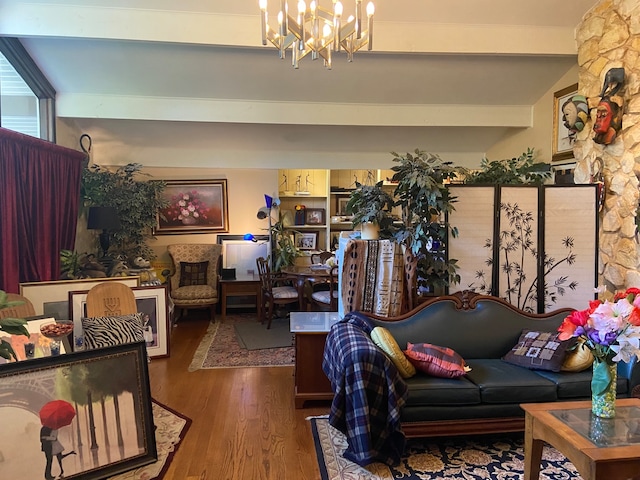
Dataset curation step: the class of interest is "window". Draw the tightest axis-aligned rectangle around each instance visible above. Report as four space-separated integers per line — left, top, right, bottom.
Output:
0 38 56 141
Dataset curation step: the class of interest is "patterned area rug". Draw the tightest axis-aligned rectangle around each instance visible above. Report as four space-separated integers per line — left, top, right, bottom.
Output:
109 399 191 480
310 416 582 480
189 313 295 371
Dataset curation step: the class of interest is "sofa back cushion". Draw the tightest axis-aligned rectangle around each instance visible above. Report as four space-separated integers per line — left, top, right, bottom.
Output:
366 296 572 359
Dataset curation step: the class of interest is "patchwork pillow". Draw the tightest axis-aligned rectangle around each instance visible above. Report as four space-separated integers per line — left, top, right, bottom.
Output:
370 327 416 378
502 329 573 372
81 313 145 350
179 261 209 287
404 342 469 378
561 338 594 372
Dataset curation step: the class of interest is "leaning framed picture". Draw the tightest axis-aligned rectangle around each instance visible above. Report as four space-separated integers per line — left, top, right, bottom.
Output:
156 179 229 234
294 231 318 250
69 285 170 358
19 277 141 319
552 83 579 162
0 342 157 480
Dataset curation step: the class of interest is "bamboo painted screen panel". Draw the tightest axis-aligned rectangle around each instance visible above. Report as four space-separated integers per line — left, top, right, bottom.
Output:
496 187 540 312
448 186 495 294
543 185 597 312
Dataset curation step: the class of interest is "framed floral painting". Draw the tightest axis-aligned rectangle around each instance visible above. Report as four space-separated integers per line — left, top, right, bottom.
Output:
155 179 229 234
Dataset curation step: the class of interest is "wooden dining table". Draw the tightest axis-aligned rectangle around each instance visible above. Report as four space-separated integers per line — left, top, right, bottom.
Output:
281 265 334 311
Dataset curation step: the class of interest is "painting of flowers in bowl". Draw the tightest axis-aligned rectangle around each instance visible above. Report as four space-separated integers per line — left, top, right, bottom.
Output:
156 179 229 234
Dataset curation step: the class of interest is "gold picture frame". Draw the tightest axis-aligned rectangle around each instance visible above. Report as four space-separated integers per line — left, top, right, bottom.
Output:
552 83 578 162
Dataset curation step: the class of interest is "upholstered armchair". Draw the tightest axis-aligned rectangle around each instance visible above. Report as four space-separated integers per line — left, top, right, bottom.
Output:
167 244 222 323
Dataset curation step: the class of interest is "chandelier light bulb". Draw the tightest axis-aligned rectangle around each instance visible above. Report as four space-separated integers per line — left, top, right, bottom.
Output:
298 0 306 14
259 0 267 10
335 1 343 15
366 2 374 16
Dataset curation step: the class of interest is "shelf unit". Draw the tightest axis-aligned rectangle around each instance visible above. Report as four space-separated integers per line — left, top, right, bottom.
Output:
278 169 396 252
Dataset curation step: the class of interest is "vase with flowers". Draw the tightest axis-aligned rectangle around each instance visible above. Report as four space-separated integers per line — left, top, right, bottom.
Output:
558 287 640 418
168 191 208 225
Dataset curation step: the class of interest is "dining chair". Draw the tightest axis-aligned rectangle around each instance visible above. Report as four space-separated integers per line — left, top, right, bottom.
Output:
310 251 334 265
0 293 36 319
256 256 300 329
85 282 138 317
310 266 339 311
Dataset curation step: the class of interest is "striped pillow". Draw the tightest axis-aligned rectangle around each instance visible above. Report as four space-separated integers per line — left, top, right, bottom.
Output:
404 342 469 378
81 313 145 350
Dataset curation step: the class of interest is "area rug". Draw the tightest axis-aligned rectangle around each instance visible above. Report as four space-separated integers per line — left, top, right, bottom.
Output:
109 399 191 480
189 313 295 371
309 416 582 480
234 316 294 350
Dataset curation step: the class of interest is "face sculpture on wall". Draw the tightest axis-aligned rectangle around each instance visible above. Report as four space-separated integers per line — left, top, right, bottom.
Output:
593 97 622 146
561 94 588 144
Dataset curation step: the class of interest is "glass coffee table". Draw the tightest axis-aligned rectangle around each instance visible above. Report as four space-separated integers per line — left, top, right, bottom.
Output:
521 398 640 480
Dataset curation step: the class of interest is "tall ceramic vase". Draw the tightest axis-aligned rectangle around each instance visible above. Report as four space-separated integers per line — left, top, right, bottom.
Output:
591 360 617 418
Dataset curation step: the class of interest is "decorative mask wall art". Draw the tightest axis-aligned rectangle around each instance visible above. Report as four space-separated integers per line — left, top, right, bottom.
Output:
593 67 625 146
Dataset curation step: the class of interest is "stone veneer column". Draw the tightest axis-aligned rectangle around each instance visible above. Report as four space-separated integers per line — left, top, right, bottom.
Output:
572 0 640 289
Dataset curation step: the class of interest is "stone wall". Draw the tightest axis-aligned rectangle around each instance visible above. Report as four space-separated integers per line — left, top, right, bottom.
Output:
573 0 640 289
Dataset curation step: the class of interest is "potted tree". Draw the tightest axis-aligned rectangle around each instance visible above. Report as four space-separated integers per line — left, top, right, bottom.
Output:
390 149 464 292
345 180 395 239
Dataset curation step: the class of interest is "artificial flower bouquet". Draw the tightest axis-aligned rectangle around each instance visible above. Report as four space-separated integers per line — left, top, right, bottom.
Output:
167 191 208 222
558 287 640 364
558 287 640 416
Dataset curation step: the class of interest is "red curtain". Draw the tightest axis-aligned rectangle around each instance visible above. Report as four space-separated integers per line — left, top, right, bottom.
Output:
0 128 85 292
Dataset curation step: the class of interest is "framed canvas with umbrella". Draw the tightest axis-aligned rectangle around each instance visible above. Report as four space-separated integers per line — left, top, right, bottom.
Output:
0 342 156 480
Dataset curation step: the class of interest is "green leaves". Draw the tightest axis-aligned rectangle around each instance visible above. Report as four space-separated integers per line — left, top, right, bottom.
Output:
463 148 552 185
0 317 30 337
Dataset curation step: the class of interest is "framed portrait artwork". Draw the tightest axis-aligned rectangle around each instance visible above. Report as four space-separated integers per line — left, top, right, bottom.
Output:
19 277 141 319
337 197 350 215
0 342 157 480
156 179 229 234
305 208 325 225
294 231 318 251
552 83 580 162
69 286 170 358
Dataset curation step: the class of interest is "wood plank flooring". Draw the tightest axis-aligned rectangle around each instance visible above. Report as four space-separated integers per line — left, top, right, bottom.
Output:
147 312 330 480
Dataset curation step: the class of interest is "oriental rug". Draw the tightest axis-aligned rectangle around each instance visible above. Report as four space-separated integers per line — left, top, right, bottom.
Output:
109 399 191 480
309 416 582 480
188 313 295 371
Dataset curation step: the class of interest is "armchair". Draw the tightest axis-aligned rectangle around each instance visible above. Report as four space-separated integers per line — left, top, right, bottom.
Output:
167 244 222 323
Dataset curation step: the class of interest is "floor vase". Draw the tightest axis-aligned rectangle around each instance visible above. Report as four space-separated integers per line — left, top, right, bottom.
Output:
591 360 616 418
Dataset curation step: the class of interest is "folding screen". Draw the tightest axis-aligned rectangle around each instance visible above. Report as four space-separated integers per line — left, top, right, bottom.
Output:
448 185 598 313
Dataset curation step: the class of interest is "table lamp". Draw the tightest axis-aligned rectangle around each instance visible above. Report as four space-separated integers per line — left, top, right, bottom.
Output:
87 206 121 258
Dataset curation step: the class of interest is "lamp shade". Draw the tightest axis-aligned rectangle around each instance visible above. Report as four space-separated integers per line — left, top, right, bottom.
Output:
87 206 120 230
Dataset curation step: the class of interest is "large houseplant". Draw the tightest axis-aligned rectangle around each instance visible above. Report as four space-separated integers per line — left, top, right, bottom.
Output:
345 180 395 239
462 148 551 185
390 149 464 291
82 163 168 260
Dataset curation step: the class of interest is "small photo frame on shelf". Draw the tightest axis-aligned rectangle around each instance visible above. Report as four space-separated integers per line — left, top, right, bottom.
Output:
337 197 350 215
305 208 325 225
294 231 318 250
552 83 579 162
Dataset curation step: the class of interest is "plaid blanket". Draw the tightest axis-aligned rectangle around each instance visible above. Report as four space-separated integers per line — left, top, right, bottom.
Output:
321 312 408 466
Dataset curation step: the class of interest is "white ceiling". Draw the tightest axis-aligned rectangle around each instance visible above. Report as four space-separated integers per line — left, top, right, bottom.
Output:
0 0 599 168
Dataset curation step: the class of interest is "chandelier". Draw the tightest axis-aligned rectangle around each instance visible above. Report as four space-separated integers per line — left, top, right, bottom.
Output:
258 0 374 69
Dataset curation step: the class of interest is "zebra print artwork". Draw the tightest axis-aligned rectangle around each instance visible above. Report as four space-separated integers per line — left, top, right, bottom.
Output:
81 313 145 350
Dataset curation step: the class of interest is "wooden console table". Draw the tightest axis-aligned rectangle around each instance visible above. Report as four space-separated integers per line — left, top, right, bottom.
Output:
290 311 341 408
219 275 261 321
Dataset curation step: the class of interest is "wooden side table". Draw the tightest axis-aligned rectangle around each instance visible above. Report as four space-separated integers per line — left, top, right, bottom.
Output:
522 399 640 480
290 311 341 408
219 275 261 321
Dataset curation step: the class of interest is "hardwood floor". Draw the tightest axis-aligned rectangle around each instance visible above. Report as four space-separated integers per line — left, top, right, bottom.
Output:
147 312 330 480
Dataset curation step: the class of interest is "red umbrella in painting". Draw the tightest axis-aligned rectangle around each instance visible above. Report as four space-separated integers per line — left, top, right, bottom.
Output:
39 400 76 429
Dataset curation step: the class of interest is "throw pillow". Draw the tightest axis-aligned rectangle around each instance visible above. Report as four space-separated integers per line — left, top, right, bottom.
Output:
404 342 469 378
561 338 594 372
502 329 573 372
179 261 209 287
370 327 416 378
81 313 145 350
